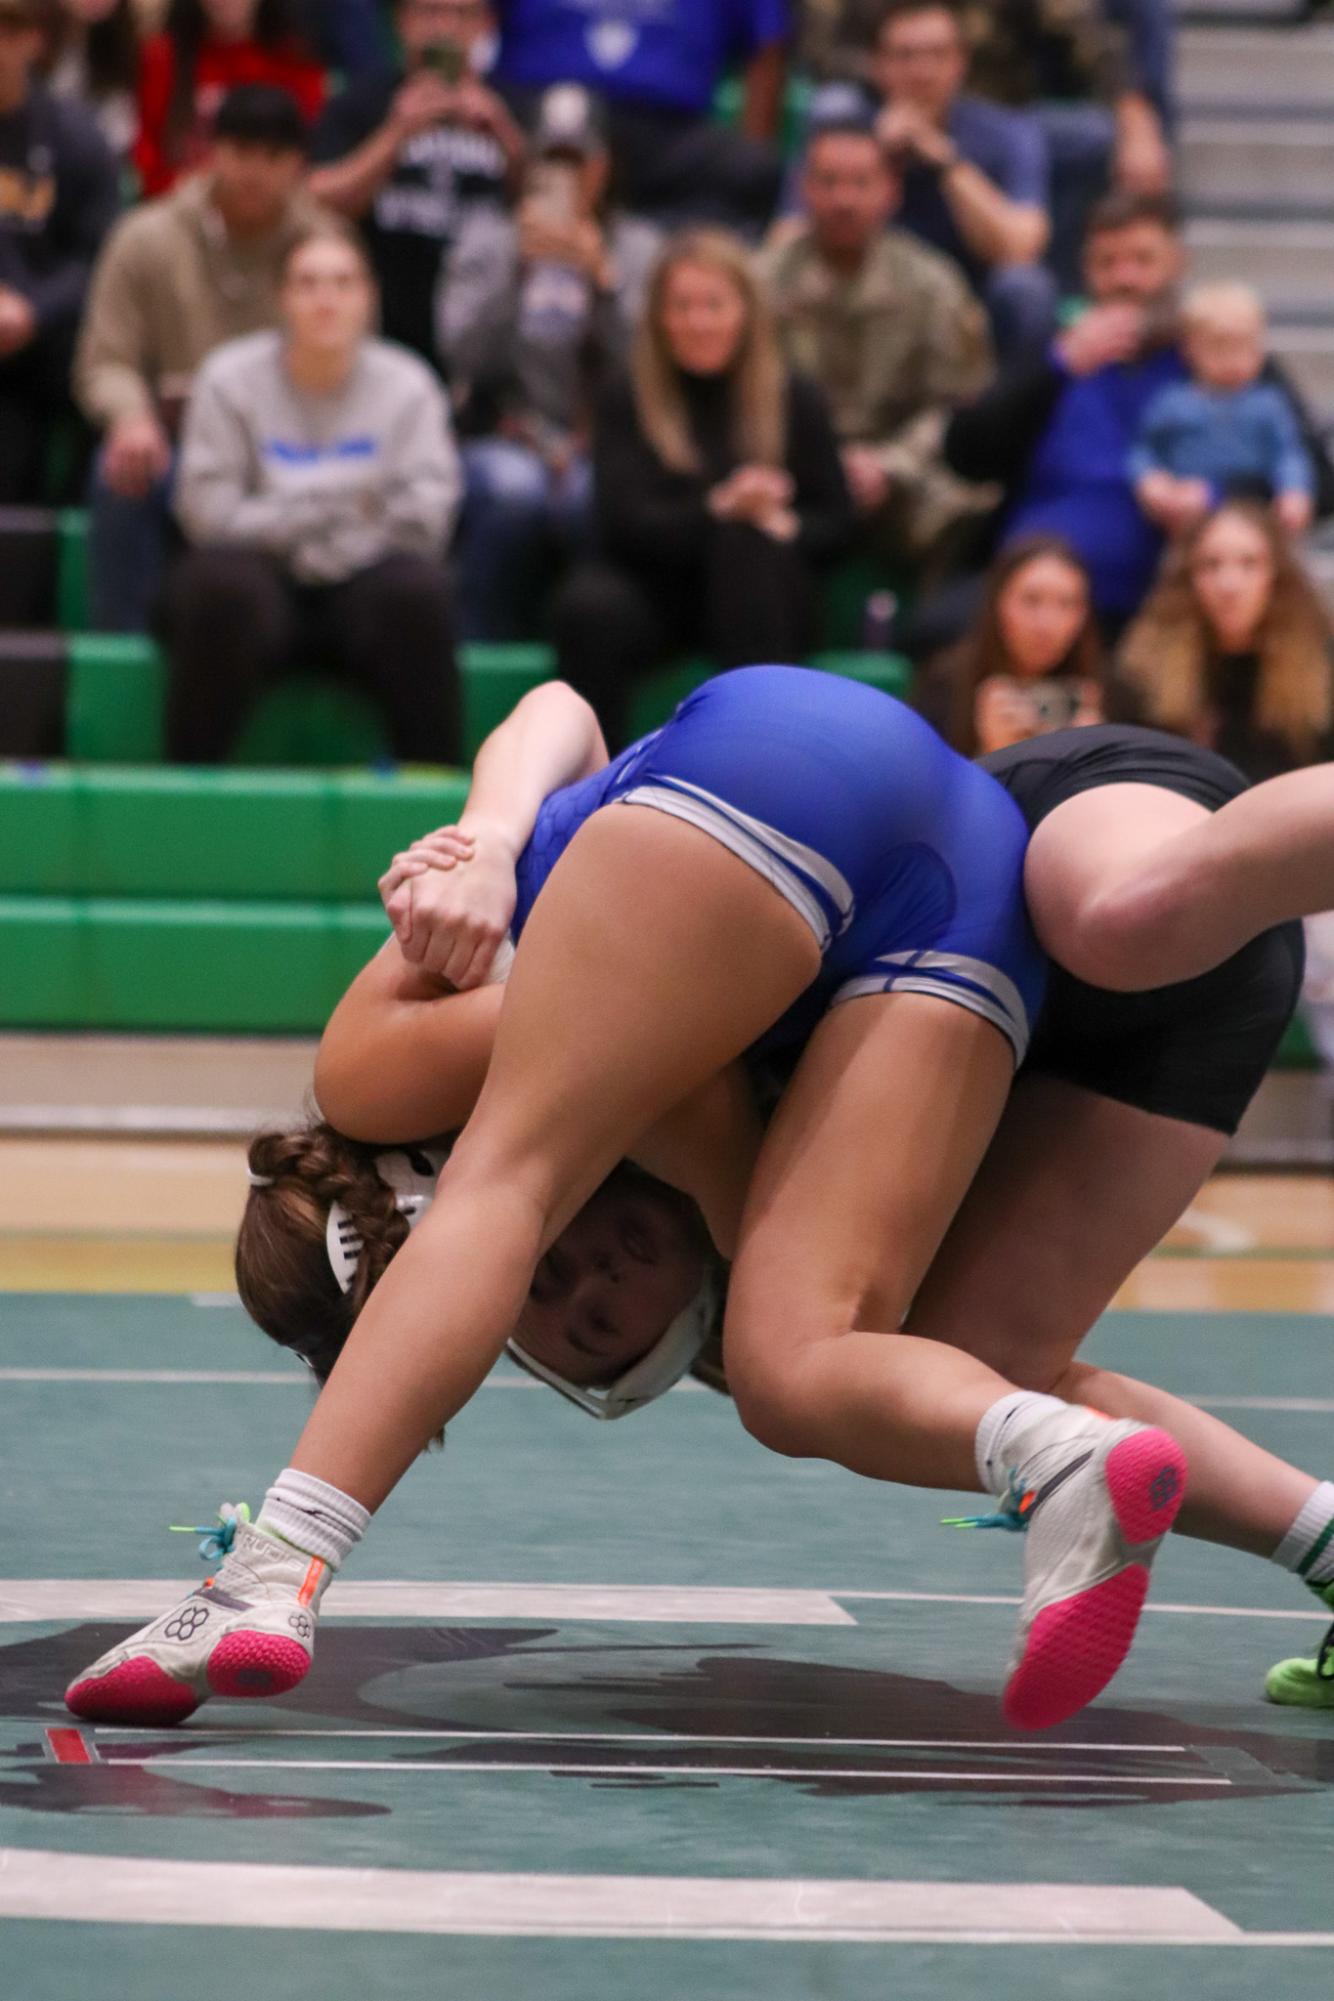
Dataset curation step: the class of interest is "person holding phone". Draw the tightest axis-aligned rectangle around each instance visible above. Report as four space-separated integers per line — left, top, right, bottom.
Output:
915 535 1106 755
308 0 524 369
441 84 661 640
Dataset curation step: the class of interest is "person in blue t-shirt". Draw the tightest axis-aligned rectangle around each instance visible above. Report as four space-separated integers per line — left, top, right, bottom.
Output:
495 0 789 233
870 0 1056 364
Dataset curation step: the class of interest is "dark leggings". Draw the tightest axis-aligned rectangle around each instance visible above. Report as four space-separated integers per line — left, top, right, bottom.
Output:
0 331 90 505
551 520 817 743
162 546 460 764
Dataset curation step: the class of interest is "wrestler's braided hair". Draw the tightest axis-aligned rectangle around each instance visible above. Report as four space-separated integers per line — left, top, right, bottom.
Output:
235 1121 411 1387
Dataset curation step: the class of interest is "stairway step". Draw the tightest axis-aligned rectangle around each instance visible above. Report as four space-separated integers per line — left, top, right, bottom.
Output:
1186 219 1334 317
1175 0 1305 21
1181 23 1334 109
1180 120 1334 214
1270 325 1334 423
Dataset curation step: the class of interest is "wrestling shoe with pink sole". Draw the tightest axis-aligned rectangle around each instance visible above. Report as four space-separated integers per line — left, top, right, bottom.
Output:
65 1519 331 1726
998 1412 1187 1729
950 1407 1187 1730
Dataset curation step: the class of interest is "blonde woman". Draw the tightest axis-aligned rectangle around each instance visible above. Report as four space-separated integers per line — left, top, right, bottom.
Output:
551 227 853 742
1116 500 1334 783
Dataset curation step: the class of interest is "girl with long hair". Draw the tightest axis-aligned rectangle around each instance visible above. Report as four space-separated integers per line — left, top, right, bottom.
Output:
1117 500 1334 782
134 0 325 194
551 228 853 742
917 534 1106 756
42 0 143 156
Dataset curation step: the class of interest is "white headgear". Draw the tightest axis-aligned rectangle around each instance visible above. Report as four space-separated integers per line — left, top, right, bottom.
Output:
326 1148 716 1418
504 1267 719 1420
325 1146 448 1294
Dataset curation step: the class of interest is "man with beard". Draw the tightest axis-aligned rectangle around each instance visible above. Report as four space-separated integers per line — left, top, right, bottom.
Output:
942 189 1334 639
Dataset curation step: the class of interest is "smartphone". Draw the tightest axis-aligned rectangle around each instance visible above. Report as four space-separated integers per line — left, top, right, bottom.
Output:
525 158 581 227
421 38 466 84
1026 680 1081 729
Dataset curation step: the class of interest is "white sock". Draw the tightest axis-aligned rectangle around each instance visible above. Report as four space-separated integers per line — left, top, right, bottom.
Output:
256 1469 370 1570
975 1390 1070 1494
1273 1481 1334 1586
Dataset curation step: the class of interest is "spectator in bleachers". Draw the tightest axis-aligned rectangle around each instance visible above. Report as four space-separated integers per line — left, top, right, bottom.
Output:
941 191 1334 645
440 83 660 639
76 83 325 630
914 534 1104 754
868 0 1056 362
309 0 524 371
552 227 852 742
962 0 1171 293
40 1 145 159
0 0 119 505
1131 281 1315 544
1116 501 1334 783
134 0 326 196
1104 0 1176 131
297 0 389 74
794 0 880 84
758 116 993 582
799 2 1177 137
165 224 462 763
495 0 789 235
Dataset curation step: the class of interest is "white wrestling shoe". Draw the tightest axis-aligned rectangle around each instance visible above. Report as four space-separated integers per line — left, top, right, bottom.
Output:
953 1408 1187 1730
65 1512 331 1726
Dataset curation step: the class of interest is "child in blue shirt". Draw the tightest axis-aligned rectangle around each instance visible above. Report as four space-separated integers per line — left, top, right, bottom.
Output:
1130 281 1314 541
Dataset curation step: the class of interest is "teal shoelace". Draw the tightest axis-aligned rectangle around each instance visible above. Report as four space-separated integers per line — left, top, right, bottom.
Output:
941 1469 1033 1533
168 1500 252 1564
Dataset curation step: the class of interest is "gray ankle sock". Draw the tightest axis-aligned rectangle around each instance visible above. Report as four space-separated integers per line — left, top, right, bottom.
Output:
257 1468 370 1569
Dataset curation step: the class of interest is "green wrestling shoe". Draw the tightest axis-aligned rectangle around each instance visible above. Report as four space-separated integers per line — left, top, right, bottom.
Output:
1264 1581 1334 1708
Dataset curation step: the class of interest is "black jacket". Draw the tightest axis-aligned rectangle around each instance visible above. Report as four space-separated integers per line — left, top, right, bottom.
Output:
594 368 854 573
0 84 119 338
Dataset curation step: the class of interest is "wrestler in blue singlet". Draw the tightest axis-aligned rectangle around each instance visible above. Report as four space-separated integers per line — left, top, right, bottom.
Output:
514 665 1047 1063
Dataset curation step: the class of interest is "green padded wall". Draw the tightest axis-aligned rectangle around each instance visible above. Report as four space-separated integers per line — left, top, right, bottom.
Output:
64 637 560 767
66 634 163 762
232 680 388 766
458 644 555 756
0 897 386 1032
0 765 470 900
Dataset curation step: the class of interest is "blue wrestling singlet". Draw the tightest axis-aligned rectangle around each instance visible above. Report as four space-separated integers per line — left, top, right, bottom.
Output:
513 666 1046 1062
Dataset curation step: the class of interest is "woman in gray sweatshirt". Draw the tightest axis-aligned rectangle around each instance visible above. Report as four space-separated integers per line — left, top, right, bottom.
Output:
166 223 463 763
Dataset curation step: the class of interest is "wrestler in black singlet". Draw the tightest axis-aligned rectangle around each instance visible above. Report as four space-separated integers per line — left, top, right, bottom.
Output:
981 725 1305 1135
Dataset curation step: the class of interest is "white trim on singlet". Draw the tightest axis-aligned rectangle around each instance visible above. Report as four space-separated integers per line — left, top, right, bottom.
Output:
833 955 1030 1065
618 779 854 951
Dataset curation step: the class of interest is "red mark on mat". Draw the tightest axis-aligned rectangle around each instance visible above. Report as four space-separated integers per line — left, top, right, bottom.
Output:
45 1727 94 1765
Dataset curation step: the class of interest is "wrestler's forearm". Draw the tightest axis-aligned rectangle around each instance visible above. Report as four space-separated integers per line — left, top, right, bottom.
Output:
459 682 609 861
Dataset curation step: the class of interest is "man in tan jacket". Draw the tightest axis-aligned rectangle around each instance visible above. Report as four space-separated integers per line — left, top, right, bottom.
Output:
758 117 995 580
75 84 330 631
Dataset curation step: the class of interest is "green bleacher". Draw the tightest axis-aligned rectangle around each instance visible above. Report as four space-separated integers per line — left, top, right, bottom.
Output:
3 527 914 1033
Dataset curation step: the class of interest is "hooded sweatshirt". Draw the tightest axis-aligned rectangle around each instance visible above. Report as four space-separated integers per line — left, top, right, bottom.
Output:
74 173 331 431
